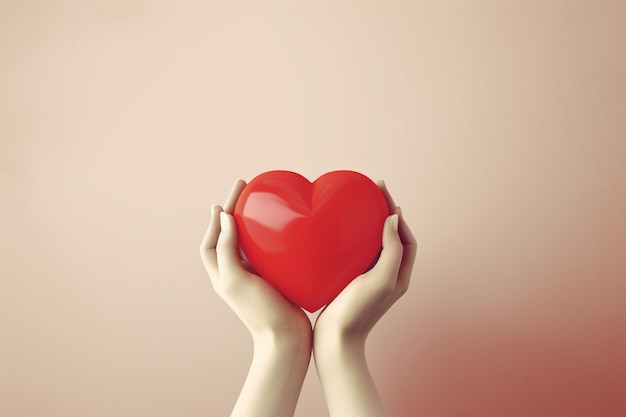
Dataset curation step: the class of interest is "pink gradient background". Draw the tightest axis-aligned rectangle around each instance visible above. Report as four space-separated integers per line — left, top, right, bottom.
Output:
1 1 625 416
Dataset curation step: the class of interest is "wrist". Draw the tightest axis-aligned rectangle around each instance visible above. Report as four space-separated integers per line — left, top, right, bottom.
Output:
314 319 368 345
252 324 312 354
313 326 367 360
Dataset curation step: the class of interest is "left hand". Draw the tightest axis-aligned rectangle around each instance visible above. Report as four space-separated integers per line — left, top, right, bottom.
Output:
199 179 312 340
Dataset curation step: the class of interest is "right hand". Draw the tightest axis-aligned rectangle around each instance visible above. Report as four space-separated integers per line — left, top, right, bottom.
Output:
314 180 417 342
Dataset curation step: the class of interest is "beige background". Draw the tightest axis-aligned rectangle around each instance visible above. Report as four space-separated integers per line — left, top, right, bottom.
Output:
2 1 625 416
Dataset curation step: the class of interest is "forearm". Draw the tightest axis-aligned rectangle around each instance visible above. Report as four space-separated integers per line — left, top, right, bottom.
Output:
231 330 312 417
314 331 388 417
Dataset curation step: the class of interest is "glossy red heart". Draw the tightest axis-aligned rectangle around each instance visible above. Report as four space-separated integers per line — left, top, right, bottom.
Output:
233 170 390 312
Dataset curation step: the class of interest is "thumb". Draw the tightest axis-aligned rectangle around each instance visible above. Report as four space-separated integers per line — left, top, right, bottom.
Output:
216 212 246 275
371 214 403 280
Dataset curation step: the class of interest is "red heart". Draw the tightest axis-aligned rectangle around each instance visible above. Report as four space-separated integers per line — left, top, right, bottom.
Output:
233 170 390 312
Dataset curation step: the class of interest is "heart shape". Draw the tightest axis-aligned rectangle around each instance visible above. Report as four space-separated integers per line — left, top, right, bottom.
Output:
233 170 390 312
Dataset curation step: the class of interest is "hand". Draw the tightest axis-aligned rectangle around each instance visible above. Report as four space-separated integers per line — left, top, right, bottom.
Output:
314 180 417 341
200 179 311 340
199 179 312 417
313 180 417 417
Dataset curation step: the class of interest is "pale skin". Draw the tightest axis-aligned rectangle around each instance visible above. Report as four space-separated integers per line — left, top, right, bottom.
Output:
199 179 417 417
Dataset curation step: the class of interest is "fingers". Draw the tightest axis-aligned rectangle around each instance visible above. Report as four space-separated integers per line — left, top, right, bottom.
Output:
376 180 397 213
377 180 417 247
224 179 247 214
397 206 417 247
216 211 247 278
369 214 403 289
201 204 224 251
200 204 223 285
394 207 417 297
373 182 418 299
200 179 249 295
377 180 408 243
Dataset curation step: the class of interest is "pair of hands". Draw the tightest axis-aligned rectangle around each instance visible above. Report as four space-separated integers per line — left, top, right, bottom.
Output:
200 179 416 343
199 179 417 417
